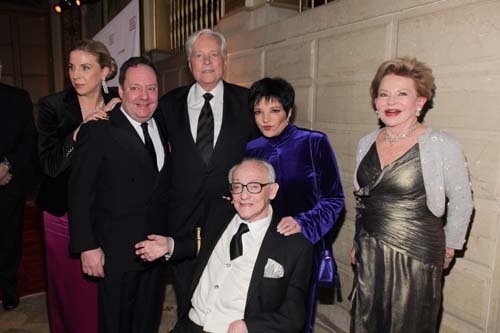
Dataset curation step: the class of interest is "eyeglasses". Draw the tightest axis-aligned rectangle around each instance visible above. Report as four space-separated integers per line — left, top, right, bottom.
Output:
229 182 273 194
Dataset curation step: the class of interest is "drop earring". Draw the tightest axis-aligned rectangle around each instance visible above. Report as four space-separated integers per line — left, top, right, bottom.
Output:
375 110 380 119
101 79 109 94
416 108 421 117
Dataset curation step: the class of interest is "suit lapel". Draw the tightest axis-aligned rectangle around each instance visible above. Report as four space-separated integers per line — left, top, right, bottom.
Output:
245 213 281 306
175 87 198 149
108 106 157 174
63 87 84 126
151 111 169 190
210 81 237 169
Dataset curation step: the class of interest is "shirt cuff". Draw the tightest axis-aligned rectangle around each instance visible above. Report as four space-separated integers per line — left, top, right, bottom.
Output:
164 237 175 261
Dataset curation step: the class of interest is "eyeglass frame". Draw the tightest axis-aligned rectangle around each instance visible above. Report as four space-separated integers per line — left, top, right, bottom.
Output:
228 182 274 194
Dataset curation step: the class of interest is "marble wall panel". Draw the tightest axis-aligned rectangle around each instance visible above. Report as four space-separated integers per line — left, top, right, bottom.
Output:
317 24 387 81
461 198 499 268
265 41 313 81
226 51 262 87
422 68 500 132
443 264 491 330
397 1 500 66
292 83 312 124
315 81 374 125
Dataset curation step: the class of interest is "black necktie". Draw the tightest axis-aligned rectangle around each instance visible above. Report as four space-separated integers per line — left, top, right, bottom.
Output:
230 223 249 260
140 122 157 169
196 93 214 165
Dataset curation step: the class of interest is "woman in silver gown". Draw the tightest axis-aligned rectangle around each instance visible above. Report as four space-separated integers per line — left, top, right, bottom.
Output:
350 57 473 332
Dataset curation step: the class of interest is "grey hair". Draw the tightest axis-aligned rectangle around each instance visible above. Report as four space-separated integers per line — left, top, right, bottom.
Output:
185 29 227 61
228 158 276 184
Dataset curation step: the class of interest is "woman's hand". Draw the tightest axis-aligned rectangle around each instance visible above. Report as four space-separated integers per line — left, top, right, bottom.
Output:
83 97 121 123
444 247 455 269
350 245 357 265
135 234 172 261
277 216 302 236
83 110 109 123
102 97 121 112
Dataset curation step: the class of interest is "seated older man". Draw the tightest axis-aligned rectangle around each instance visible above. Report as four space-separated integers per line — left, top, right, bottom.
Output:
136 158 313 333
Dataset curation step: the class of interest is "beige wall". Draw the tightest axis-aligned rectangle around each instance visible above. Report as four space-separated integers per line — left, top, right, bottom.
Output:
157 0 500 331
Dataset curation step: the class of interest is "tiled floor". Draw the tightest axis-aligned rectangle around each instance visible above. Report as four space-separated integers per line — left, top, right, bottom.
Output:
0 285 340 333
0 285 178 333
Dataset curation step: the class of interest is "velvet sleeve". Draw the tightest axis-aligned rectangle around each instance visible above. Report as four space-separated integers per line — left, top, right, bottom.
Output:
294 134 344 244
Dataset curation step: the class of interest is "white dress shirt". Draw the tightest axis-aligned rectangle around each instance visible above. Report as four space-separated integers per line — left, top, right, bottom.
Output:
120 107 165 171
189 207 273 333
187 80 224 146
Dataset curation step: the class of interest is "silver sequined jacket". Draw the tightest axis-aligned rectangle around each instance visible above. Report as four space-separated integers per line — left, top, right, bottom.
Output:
353 127 473 249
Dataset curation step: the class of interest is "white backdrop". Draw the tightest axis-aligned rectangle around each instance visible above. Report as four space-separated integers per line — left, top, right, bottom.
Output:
93 0 140 87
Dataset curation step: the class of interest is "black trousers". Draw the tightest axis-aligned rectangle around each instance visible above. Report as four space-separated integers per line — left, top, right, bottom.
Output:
172 318 207 333
98 265 166 333
0 189 25 298
172 258 197 317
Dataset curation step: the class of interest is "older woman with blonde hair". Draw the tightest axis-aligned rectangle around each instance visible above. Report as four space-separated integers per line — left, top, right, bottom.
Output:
350 57 473 332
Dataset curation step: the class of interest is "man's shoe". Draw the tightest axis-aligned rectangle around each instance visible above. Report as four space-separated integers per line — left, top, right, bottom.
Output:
2 293 20 310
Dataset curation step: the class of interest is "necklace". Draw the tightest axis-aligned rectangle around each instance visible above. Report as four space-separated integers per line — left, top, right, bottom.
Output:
382 122 418 145
81 99 104 114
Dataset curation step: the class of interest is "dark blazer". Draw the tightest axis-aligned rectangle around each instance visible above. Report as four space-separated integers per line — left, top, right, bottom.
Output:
0 83 37 197
68 106 169 274
177 199 313 333
37 87 119 216
157 81 258 257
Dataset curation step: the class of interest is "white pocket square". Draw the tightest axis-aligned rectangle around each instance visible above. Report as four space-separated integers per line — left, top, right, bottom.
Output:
263 258 284 279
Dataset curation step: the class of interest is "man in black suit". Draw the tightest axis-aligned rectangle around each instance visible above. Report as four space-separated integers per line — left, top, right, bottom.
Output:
68 57 168 333
137 158 313 333
0 64 37 310
156 28 257 315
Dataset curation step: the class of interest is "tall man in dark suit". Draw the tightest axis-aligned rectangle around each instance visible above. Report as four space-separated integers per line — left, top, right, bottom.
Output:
156 28 257 315
0 63 37 310
69 56 168 333
137 159 313 333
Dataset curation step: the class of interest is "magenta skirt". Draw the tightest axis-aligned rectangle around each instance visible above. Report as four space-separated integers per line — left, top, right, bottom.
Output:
44 212 98 333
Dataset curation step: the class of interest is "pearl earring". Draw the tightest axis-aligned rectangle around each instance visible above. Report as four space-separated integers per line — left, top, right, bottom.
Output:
416 108 422 117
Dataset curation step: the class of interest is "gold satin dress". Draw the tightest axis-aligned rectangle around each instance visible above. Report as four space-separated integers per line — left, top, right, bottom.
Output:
352 143 444 333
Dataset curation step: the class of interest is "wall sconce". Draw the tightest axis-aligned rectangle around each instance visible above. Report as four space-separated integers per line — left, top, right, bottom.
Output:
53 0 82 13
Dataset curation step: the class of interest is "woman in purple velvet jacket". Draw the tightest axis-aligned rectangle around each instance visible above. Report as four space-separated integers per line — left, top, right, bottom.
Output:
246 77 345 332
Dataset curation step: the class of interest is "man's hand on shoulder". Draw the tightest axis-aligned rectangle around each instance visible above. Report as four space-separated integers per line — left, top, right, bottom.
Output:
135 235 173 261
81 247 105 277
228 320 248 333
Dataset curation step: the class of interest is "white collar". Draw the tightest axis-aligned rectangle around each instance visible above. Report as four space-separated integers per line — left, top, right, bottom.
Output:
235 206 273 238
189 80 224 106
120 106 154 128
